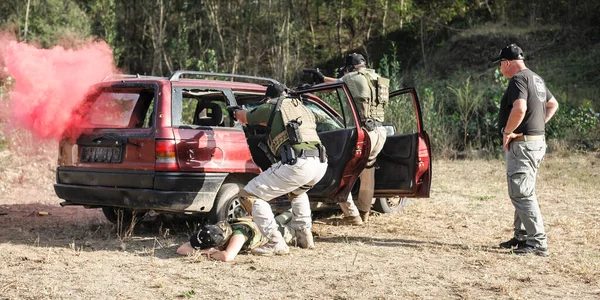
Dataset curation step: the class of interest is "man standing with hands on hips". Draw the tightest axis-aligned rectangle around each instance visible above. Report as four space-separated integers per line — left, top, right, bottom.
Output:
492 44 559 256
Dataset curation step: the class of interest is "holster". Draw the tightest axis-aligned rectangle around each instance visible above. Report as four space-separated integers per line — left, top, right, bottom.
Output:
318 144 327 163
238 189 258 215
280 143 326 165
279 144 297 165
285 119 303 144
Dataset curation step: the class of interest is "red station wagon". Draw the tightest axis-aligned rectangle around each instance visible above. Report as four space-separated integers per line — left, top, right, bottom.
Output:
53 71 432 223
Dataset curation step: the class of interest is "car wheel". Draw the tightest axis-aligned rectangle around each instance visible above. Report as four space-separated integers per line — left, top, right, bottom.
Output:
372 197 409 214
101 207 138 227
209 183 248 223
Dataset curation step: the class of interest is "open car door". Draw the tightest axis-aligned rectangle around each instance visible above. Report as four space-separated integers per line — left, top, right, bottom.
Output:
373 87 432 198
290 83 370 202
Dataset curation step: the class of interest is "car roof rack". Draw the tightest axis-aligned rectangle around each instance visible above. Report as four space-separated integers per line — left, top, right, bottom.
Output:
102 74 163 82
169 70 280 86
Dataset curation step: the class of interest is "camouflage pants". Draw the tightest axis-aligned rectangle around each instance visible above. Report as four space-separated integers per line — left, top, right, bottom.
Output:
505 139 547 248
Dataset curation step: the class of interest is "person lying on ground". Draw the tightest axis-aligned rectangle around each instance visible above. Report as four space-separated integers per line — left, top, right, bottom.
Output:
176 212 295 262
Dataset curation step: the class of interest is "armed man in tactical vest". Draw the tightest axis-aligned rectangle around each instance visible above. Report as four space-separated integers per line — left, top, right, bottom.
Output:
306 53 389 226
227 83 328 255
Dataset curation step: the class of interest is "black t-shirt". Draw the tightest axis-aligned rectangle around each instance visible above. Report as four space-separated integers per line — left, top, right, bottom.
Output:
498 69 554 135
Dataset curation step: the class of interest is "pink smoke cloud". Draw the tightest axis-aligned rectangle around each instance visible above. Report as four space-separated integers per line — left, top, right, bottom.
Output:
0 35 117 141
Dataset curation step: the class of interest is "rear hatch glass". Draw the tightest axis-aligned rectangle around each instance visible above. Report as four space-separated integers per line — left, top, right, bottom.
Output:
58 84 157 172
85 86 155 129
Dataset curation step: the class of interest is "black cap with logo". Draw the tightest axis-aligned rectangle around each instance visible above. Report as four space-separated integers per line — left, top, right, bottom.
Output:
491 44 525 63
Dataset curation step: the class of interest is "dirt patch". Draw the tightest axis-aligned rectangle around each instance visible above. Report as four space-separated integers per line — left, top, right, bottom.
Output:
1 149 599 299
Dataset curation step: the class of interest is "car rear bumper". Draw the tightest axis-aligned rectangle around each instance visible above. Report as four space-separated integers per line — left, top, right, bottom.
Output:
54 169 228 213
54 184 222 213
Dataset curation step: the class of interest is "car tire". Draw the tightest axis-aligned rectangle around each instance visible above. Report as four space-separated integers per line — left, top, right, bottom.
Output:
101 207 137 227
209 182 248 223
372 197 409 214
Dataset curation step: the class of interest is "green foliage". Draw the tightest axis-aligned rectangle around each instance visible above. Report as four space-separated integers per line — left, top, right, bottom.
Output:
384 94 418 134
180 289 196 298
84 0 120 61
546 100 600 149
187 49 222 73
24 0 92 47
418 87 455 156
447 76 484 150
0 0 598 155
377 43 402 91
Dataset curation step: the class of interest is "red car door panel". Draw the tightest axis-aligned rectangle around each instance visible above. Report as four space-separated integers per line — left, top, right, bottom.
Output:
374 87 432 198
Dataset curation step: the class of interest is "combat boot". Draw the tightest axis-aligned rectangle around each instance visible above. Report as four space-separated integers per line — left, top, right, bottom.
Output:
359 210 370 223
251 230 289 256
295 228 315 249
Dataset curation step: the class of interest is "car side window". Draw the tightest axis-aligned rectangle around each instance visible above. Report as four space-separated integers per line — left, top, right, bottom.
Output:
173 89 234 128
180 97 199 125
385 93 418 135
299 87 356 129
303 101 344 133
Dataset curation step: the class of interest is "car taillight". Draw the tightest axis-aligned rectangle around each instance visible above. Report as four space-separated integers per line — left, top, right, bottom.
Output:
156 140 179 171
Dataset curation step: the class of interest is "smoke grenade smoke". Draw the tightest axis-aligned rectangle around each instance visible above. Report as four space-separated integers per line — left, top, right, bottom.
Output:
0 34 117 141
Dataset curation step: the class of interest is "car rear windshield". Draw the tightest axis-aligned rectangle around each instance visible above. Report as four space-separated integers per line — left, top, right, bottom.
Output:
84 86 155 128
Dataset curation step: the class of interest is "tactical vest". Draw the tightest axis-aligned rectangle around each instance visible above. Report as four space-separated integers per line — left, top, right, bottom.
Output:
345 69 390 123
229 217 268 251
268 97 321 155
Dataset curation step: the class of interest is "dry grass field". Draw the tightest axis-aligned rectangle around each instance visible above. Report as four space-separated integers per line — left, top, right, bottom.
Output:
0 146 599 299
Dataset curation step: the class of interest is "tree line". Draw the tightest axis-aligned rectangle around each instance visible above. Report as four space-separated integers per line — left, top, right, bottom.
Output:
1 0 596 82
1 0 599 156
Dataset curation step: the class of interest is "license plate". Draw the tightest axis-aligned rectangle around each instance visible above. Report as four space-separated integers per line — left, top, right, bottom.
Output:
81 147 123 163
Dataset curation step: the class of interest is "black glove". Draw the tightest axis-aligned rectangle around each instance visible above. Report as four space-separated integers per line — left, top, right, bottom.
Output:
303 68 325 84
296 83 312 90
226 106 242 121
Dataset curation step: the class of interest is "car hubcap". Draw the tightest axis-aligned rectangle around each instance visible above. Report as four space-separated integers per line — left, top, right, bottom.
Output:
387 197 402 208
227 198 248 219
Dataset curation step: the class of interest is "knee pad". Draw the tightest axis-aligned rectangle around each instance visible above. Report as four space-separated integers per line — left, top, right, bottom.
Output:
239 189 259 215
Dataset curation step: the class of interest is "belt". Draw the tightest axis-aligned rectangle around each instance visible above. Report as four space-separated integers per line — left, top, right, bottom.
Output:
296 149 320 158
512 135 545 142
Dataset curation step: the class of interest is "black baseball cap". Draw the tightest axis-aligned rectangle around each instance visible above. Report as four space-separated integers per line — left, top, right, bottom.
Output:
265 83 287 98
491 44 525 63
344 53 366 66
189 224 227 250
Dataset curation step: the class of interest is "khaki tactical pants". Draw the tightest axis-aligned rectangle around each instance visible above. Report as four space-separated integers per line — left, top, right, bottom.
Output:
505 139 547 248
244 157 328 238
340 126 387 216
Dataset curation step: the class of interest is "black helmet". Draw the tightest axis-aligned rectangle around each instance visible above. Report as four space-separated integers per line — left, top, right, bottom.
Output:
265 82 287 98
189 221 232 250
344 53 366 67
